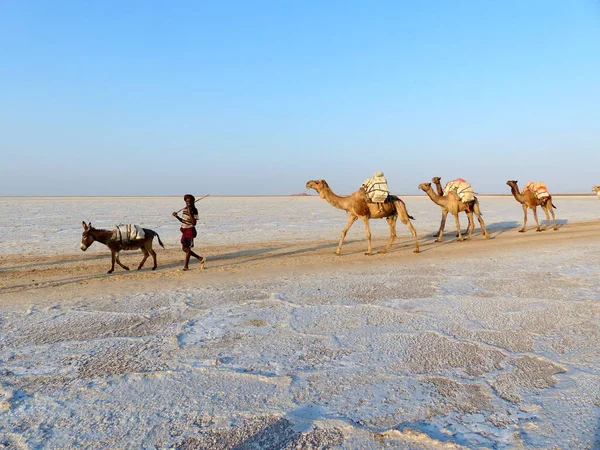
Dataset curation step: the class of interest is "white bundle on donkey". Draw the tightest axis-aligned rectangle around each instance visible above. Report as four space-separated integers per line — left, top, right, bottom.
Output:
524 182 550 201
113 224 145 243
443 178 475 203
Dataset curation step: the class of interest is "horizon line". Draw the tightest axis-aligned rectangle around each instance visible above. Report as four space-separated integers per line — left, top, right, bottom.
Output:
0 193 596 198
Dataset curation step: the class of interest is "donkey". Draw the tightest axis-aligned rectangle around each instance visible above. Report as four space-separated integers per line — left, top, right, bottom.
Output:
80 221 165 273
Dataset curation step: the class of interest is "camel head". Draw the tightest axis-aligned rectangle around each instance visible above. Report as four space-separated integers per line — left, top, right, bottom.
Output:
305 180 329 198
418 182 432 192
431 177 441 184
592 185 600 192
506 180 518 188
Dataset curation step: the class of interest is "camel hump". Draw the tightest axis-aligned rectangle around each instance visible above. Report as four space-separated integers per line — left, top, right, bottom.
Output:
524 181 550 200
443 179 475 203
363 174 390 203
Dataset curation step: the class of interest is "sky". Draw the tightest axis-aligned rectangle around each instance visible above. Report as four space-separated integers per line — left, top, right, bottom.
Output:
1 0 599 196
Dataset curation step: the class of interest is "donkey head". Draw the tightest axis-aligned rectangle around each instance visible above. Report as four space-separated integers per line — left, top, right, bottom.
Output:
80 221 95 251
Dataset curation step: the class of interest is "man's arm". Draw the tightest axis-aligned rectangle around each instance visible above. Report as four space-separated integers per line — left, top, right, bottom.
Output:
188 208 198 226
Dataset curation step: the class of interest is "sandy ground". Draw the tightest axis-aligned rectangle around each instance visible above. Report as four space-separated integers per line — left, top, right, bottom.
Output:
1 221 600 448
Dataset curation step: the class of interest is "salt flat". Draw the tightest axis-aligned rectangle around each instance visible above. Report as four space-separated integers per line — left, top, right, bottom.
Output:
0 196 599 449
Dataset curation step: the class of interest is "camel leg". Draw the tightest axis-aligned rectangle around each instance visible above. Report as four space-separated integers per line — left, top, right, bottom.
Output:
115 252 130 271
108 251 116 274
336 215 357 256
454 214 463 241
361 217 373 255
464 211 475 239
138 247 149 270
474 203 490 239
379 216 397 254
541 204 551 231
549 202 558 231
434 213 444 237
394 200 420 253
532 207 542 232
519 204 528 232
436 210 448 243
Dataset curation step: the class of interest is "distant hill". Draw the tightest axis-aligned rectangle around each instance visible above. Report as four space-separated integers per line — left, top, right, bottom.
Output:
291 192 312 196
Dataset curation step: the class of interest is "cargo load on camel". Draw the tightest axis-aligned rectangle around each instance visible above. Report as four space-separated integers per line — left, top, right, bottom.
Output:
443 178 475 203
113 224 146 243
524 182 550 201
362 171 390 203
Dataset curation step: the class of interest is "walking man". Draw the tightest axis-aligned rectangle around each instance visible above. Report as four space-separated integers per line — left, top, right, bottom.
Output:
172 194 206 270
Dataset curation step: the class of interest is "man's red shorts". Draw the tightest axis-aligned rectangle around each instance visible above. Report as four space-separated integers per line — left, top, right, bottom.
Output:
180 227 197 249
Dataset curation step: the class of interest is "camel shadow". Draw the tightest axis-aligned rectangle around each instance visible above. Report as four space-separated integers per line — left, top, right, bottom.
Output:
210 247 282 262
209 241 354 267
486 221 520 231
555 219 568 228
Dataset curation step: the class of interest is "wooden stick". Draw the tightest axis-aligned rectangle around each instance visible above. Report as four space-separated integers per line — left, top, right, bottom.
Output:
176 194 210 213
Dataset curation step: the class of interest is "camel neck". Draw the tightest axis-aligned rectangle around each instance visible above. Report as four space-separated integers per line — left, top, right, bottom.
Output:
424 188 444 205
509 184 524 202
322 186 352 211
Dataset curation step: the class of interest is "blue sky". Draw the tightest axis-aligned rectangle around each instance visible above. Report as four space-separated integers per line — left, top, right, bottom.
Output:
1 0 598 195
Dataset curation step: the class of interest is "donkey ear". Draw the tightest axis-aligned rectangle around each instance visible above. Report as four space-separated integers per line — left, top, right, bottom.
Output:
88 222 92 228
82 221 87 229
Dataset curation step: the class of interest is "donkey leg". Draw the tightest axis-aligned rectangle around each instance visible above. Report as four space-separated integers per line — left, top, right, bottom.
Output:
138 248 150 270
150 248 158 270
115 252 129 271
108 252 116 274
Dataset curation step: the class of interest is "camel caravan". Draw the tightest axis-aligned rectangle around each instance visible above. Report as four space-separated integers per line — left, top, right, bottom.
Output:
80 173 573 273
307 173 564 257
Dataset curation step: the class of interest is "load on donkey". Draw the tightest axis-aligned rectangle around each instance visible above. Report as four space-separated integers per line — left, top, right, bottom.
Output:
80 221 165 273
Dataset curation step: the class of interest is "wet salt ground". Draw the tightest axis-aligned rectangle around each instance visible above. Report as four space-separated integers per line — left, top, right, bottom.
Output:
1 238 599 448
0 195 599 255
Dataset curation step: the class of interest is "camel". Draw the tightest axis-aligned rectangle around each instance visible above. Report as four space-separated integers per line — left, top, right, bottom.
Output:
593 185 600 199
431 176 470 237
418 182 490 242
305 179 419 255
506 180 558 232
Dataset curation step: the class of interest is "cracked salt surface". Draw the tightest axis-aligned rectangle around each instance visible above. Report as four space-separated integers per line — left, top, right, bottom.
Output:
1 196 599 448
